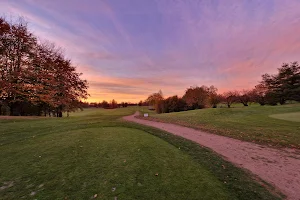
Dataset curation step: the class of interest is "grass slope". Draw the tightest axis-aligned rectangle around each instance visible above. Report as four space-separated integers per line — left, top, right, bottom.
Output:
0 107 281 199
144 103 300 148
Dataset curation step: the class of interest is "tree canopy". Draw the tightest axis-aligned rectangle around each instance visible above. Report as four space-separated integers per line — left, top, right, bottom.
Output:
261 62 300 104
146 90 163 106
0 17 88 116
183 86 210 109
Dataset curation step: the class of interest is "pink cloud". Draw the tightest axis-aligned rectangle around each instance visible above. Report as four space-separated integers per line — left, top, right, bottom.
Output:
2 0 300 102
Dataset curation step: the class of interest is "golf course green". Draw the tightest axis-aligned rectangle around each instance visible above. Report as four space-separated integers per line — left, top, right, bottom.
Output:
0 107 281 199
144 103 300 148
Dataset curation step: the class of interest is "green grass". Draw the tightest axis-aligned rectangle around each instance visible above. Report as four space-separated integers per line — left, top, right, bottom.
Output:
143 103 300 148
0 107 282 199
270 112 300 122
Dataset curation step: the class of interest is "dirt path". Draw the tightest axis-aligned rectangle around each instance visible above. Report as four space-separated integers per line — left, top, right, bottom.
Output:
123 112 300 200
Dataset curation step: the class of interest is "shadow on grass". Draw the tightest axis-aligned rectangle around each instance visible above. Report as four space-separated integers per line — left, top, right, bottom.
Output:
121 122 284 200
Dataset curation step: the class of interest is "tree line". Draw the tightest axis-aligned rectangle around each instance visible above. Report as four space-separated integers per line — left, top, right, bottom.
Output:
0 17 88 117
146 62 300 114
83 99 150 109
81 100 140 109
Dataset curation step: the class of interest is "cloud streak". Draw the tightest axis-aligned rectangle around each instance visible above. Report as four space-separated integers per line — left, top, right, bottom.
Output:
1 0 300 102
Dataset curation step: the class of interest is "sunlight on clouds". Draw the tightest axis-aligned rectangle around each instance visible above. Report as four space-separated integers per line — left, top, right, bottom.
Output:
1 0 300 102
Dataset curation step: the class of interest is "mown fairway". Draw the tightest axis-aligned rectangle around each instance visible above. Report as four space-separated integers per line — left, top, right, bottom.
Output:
144 103 300 148
0 108 281 199
270 112 300 122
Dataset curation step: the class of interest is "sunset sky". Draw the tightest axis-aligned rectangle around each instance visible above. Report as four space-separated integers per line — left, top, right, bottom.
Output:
1 0 300 102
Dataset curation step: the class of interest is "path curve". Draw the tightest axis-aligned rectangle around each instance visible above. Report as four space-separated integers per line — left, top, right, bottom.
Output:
123 112 300 200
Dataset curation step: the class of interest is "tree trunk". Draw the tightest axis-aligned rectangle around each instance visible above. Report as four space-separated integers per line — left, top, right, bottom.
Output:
37 108 42 116
227 104 231 108
9 106 14 116
279 98 285 105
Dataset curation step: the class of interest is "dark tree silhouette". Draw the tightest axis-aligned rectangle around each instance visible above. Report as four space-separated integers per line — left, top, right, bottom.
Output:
250 84 268 105
162 95 186 113
261 62 300 104
222 91 238 108
237 90 251 106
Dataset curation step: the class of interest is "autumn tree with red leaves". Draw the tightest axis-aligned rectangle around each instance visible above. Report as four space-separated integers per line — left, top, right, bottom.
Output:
183 86 209 109
0 17 88 116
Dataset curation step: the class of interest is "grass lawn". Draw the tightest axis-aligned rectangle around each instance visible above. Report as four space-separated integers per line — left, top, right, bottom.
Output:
0 107 281 199
270 112 300 122
143 103 300 148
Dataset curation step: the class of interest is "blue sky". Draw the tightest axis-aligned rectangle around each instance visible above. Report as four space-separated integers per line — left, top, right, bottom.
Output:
1 0 300 102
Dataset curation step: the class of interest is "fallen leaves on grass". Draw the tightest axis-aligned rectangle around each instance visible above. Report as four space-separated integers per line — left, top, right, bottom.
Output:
30 191 36 196
0 181 14 191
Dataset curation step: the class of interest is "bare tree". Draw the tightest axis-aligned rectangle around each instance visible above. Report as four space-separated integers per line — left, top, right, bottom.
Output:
222 91 238 108
237 90 251 106
250 84 268 105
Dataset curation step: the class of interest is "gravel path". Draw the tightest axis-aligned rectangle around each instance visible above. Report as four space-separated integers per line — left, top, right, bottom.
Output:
123 112 300 200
